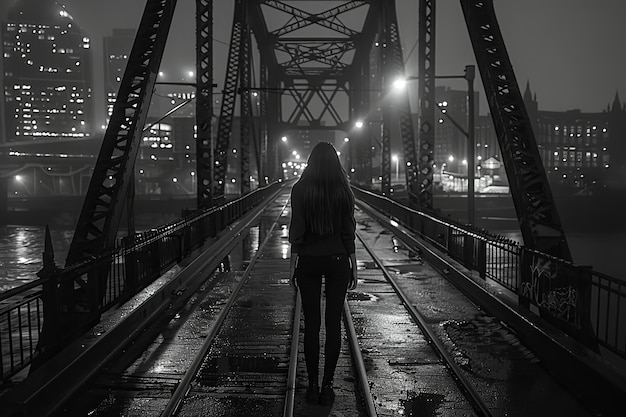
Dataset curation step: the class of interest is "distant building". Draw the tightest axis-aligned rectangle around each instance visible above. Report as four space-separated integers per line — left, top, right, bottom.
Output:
522 82 625 188
103 28 134 124
2 0 94 142
434 86 488 174
439 83 626 189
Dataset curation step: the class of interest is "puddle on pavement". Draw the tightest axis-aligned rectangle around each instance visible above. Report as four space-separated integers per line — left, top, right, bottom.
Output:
347 291 378 302
359 260 379 270
197 355 284 386
400 392 445 416
440 315 538 380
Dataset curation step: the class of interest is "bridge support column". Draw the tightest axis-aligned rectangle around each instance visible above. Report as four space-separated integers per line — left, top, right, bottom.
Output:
0 177 7 225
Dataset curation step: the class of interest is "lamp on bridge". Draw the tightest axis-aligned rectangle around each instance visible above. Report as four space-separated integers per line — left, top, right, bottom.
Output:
394 65 476 226
352 118 383 188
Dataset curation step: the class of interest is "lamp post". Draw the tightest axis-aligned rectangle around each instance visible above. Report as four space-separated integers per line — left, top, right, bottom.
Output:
353 119 382 189
401 66 476 225
465 65 475 227
392 154 399 182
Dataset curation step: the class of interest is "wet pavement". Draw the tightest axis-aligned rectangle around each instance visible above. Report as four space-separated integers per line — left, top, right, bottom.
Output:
351 209 597 417
25 187 607 416
55 194 293 416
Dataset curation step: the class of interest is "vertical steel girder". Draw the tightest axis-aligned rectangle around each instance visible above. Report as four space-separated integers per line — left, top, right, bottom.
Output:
66 0 177 266
417 0 436 210
196 0 213 209
258 60 268 184
239 15 252 193
214 0 245 198
350 58 371 186
460 0 571 259
379 3 392 195
379 1 418 197
385 1 419 204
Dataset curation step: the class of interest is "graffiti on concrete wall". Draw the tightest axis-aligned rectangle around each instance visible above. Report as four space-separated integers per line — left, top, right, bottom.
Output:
521 256 579 325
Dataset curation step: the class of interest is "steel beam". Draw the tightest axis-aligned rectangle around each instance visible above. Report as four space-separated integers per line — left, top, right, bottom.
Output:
66 0 177 266
386 1 419 205
460 0 571 259
196 0 214 209
214 0 245 198
418 0 436 210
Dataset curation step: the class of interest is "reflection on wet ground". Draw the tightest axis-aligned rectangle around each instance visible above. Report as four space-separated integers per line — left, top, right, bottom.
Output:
197 356 284 387
400 392 446 417
0 226 72 291
352 210 595 417
346 291 378 302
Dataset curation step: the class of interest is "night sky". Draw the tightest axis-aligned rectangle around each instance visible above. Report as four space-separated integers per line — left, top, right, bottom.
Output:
2 0 625 123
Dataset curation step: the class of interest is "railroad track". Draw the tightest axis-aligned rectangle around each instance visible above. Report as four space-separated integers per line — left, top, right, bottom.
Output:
7 188 594 416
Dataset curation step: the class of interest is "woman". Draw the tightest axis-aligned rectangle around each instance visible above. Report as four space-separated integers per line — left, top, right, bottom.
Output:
288 141 358 406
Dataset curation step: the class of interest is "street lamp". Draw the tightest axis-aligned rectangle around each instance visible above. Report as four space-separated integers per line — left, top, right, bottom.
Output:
392 154 399 182
400 66 476 225
353 119 384 188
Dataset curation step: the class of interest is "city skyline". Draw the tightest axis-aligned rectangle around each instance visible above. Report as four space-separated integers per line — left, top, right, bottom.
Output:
2 0 625 127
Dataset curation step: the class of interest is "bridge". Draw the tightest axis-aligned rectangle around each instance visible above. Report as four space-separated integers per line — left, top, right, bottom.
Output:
0 1 625 416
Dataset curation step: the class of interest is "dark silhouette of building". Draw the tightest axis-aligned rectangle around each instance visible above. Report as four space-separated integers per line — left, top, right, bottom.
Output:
2 0 95 142
434 86 485 175
523 82 626 189
439 81 626 190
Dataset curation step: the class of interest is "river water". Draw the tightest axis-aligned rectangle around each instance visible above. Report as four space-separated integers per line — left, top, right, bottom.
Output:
1 223 624 293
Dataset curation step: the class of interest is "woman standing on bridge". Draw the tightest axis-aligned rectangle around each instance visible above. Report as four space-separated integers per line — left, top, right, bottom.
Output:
289 141 358 406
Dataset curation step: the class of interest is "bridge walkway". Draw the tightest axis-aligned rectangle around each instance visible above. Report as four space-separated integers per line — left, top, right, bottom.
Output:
0 184 623 416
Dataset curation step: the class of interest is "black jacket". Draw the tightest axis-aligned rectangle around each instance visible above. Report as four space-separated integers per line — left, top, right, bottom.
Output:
288 180 356 256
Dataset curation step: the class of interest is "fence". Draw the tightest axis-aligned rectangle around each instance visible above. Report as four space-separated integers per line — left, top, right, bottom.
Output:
353 187 626 361
0 181 280 384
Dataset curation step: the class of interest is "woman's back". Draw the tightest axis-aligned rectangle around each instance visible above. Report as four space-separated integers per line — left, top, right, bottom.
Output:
289 142 356 257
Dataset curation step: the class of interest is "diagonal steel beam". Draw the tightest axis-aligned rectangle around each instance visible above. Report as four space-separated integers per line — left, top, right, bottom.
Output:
263 0 364 37
460 0 571 259
196 0 213 209
66 0 177 266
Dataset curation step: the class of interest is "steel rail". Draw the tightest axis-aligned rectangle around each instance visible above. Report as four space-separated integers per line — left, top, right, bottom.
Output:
355 229 494 417
0 187 286 417
161 197 291 417
343 299 378 416
283 288 302 417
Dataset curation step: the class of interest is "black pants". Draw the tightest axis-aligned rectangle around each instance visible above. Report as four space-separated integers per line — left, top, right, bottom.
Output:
295 254 351 385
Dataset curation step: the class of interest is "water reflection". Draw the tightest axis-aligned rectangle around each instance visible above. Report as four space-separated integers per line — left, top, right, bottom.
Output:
0 225 73 292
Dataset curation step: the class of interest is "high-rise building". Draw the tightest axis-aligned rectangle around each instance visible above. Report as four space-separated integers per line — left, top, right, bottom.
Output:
103 28 134 124
2 0 94 142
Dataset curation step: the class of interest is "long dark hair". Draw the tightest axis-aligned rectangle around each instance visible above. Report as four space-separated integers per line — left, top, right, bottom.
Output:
298 141 355 235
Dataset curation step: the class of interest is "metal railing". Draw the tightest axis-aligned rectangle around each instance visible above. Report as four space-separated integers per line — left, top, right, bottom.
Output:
353 186 625 361
0 181 281 384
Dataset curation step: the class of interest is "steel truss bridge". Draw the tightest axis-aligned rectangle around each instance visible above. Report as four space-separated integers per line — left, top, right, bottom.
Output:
62 0 571 272
4 4 626 412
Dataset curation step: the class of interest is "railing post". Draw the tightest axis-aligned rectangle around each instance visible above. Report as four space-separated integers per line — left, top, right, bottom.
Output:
87 266 102 315
519 247 531 310
151 236 162 277
477 239 487 279
446 227 454 254
124 236 138 298
463 234 473 269
32 226 61 370
183 224 192 257
575 265 598 351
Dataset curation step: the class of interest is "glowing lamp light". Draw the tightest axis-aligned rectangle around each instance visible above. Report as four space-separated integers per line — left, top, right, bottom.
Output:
391 78 407 91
